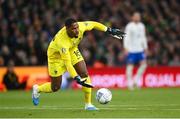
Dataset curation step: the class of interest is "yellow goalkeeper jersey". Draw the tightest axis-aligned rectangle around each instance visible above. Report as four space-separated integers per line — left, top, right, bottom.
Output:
47 21 107 78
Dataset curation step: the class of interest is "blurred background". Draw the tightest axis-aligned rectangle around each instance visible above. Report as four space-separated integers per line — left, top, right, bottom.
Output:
0 1 180 118
0 0 179 91
0 0 179 67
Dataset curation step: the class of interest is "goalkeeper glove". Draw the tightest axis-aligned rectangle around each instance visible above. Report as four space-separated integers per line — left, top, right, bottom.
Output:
106 27 125 40
74 76 93 88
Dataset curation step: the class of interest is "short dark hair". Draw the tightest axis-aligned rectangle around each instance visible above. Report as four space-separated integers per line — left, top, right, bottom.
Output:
65 18 77 27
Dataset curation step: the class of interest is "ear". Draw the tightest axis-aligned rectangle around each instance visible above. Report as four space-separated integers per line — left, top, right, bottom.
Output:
66 26 70 31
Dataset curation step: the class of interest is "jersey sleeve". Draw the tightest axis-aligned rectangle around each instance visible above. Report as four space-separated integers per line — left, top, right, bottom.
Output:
82 21 107 32
59 46 78 78
142 25 148 50
124 24 130 50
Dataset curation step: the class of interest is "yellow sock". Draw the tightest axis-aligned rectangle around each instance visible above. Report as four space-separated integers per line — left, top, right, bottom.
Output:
82 76 92 104
38 82 52 93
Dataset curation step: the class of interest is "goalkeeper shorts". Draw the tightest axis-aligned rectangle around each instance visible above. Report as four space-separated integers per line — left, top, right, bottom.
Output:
47 47 84 77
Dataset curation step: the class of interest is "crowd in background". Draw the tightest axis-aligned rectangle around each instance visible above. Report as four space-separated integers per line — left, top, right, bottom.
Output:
0 0 179 67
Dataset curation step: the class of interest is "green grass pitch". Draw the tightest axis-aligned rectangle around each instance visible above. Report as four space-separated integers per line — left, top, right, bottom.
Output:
0 88 180 118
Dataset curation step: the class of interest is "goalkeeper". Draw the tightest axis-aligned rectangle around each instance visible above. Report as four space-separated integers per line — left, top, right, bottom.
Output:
32 18 125 110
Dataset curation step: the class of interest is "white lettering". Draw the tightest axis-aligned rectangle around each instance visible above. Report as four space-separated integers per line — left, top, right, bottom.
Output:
91 75 126 88
175 74 180 86
145 74 157 87
89 73 180 88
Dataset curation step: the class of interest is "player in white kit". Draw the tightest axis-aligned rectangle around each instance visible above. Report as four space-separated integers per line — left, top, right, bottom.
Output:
124 12 148 90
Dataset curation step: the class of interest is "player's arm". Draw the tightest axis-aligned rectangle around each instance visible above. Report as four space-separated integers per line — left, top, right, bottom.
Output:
83 21 125 39
83 21 107 32
123 25 130 54
59 47 93 88
142 25 148 54
59 47 78 77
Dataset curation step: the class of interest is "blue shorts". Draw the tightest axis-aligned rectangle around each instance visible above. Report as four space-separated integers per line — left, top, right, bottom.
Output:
126 52 146 64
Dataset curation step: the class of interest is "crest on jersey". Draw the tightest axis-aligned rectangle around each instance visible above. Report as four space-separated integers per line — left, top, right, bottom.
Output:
61 48 66 54
54 70 57 74
84 22 88 26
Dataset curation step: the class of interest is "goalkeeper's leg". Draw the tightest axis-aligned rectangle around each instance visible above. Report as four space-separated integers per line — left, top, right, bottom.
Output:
39 76 62 92
74 60 98 110
32 76 62 106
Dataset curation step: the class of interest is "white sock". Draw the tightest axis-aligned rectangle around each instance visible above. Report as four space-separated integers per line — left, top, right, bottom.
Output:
126 65 134 88
135 63 147 84
85 103 92 107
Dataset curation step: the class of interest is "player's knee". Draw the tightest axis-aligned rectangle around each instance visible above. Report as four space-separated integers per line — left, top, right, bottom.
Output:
79 72 88 78
51 85 60 92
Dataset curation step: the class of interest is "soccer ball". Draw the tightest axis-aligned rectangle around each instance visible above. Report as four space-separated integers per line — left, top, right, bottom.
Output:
96 88 112 104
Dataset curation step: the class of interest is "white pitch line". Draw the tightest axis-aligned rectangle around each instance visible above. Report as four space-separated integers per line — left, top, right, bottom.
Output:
108 104 180 107
163 109 180 111
0 107 82 110
0 106 180 111
0 106 117 110
0 117 180 119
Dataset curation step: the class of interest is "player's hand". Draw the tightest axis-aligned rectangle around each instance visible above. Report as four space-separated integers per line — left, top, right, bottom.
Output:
106 27 125 40
74 76 93 88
